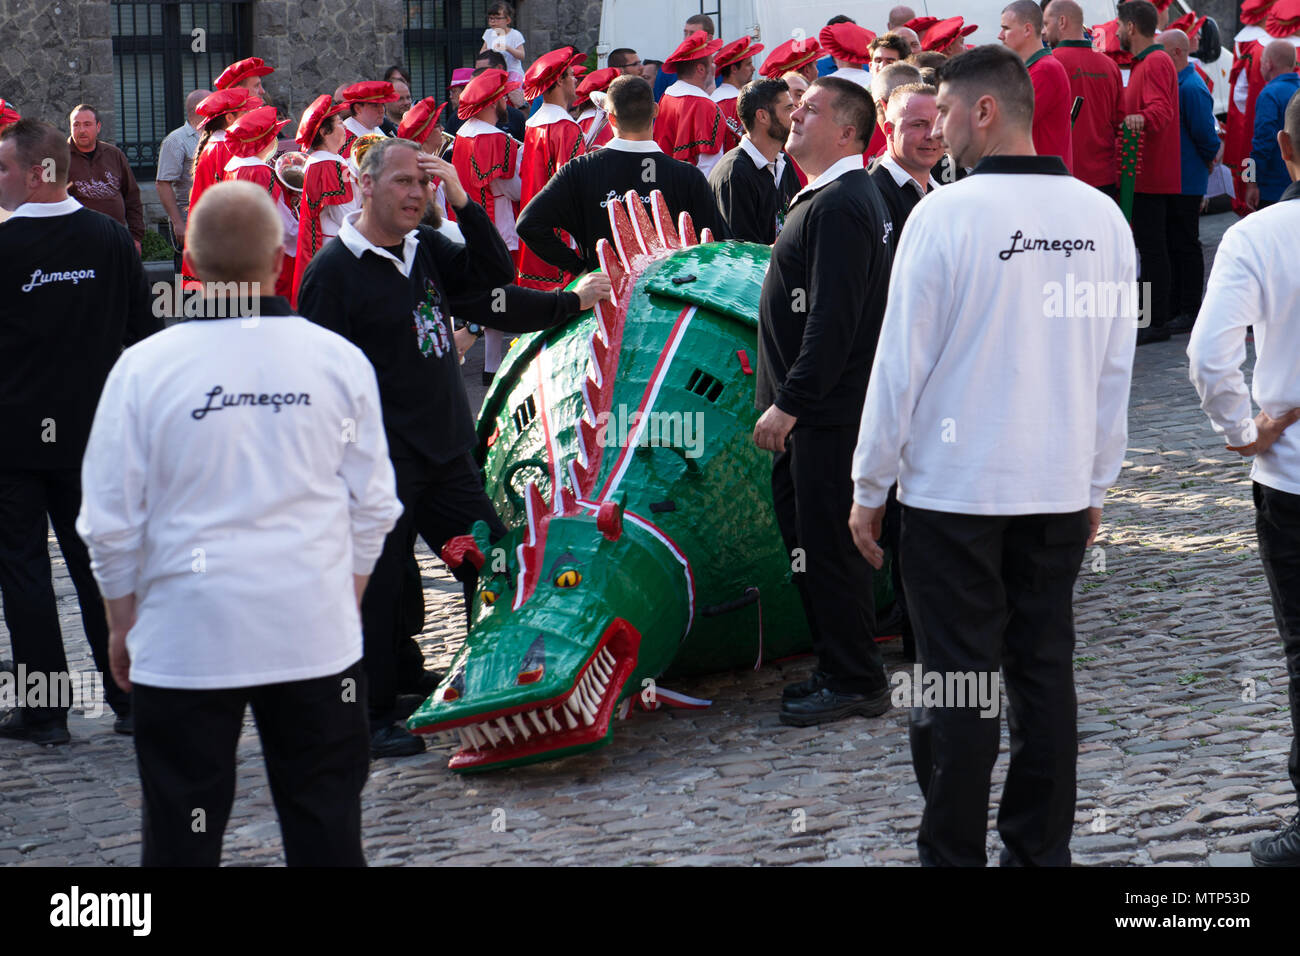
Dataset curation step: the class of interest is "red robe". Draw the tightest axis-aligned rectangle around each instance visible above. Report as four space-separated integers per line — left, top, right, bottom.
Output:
867 123 886 162
1053 40 1123 188
224 158 297 301
448 120 521 231
1223 27 1299 215
1026 48 1074 171
712 83 744 152
1120 44 1181 194
189 133 232 211
654 82 725 169
293 155 355 306
578 109 615 148
516 106 585 290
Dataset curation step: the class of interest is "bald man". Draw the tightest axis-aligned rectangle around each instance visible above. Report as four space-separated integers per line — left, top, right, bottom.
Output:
78 180 402 865
1046 0 1122 191
1160 28 1219 333
894 26 921 56
1248 41 1300 210
1000 0 1073 170
870 62 922 161
156 89 209 254
888 6 916 30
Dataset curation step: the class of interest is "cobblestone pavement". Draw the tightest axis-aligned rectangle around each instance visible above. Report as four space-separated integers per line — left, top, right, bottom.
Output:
3 214 1295 867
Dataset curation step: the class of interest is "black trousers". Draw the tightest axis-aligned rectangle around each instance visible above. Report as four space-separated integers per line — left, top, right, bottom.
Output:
134 660 370 866
1253 482 1300 805
1132 192 1172 329
362 453 506 725
1166 193 1206 319
0 469 129 724
770 425 887 694
900 505 1089 867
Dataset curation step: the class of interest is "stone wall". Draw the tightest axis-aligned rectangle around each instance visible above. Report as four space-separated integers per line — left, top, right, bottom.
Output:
517 0 603 62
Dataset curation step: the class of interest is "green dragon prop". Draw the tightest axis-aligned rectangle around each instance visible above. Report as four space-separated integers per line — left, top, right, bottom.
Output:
408 191 888 772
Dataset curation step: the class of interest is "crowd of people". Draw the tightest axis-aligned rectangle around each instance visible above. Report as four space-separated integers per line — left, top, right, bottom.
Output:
1 0 1299 868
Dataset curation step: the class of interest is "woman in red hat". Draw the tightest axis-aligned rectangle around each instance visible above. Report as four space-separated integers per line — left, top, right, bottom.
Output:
190 88 262 213
713 37 764 151
222 105 296 300
516 48 586 290
292 95 354 306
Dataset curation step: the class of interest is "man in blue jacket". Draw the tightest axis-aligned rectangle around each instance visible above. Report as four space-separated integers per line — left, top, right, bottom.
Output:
1160 29 1220 335
1247 40 1299 212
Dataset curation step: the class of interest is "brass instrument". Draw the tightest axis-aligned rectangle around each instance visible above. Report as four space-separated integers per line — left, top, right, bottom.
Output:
350 132 387 168
274 150 307 194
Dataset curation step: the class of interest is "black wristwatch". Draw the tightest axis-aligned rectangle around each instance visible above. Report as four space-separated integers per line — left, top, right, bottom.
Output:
455 320 485 337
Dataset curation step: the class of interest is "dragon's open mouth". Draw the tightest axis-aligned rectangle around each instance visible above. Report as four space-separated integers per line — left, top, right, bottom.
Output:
414 620 641 771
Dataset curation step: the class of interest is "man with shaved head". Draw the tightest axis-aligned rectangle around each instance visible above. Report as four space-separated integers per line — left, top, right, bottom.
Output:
1000 0 1073 169
1046 0 1122 192
0 119 159 747
1248 41 1300 211
869 61 922 161
1189 92 1300 868
894 26 922 56
78 179 402 865
888 6 915 30
156 88 209 257
1159 28 1219 334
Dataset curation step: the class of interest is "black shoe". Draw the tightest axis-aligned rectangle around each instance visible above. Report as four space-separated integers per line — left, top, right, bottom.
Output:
1136 325 1171 346
779 686 892 726
370 722 426 758
782 670 830 700
0 709 70 746
1166 313 1197 334
1250 814 1300 867
397 667 444 698
113 711 134 736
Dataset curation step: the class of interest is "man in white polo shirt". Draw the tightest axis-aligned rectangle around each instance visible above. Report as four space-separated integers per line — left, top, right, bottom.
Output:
77 181 403 866
849 46 1137 866
1188 91 1300 868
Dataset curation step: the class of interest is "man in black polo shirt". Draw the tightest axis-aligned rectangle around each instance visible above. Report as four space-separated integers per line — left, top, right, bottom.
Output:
0 119 160 744
753 76 895 726
867 82 942 235
516 75 718 275
708 77 801 243
299 138 609 756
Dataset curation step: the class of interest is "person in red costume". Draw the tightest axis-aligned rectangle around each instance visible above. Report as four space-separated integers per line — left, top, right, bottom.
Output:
396 97 453 219
759 36 824 85
713 37 764 151
340 81 399 159
516 47 587 291
450 68 523 382
221 105 296 300
0 98 21 136
292 95 354 306
1118 0 1181 345
575 67 620 149
1045 0 1123 192
1225 0 1300 216
1000 1 1073 170
820 21 876 91
213 56 273 102
189 88 262 213
920 15 978 57
655 30 728 177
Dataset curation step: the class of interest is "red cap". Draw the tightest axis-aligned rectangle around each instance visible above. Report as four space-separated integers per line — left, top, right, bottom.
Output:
1152 0 1175 11
573 64 590 78
923 16 978 53
523 47 586 100
225 105 290 156
715 36 765 70
196 88 262 129
904 16 941 37
1267 0 1300 37
295 94 347 149
664 29 725 70
397 97 448 144
342 81 400 104
1166 13 1207 43
758 36 824 78
0 98 20 127
818 23 876 64
575 67 621 108
1241 0 1278 26
214 56 274 91
457 69 521 120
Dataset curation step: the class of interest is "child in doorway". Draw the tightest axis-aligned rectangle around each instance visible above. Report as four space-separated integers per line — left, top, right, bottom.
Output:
481 2 526 84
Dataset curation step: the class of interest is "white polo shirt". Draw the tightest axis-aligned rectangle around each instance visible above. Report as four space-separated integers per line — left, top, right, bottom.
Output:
77 303 403 689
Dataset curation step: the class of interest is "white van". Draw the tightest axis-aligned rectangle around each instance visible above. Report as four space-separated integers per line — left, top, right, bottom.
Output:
596 1 1233 113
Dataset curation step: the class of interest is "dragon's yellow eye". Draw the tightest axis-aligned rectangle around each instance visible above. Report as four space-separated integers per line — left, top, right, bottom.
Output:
554 569 581 588
481 589 499 606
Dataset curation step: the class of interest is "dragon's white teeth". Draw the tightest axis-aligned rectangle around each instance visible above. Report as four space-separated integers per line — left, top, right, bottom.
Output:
495 716 515 743
579 699 597 726
528 711 546 734
563 707 578 729
513 713 530 739
565 695 582 716
545 709 563 731
481 722 499 747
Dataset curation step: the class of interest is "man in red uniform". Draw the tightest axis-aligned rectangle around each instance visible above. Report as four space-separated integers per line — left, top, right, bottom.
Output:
516 47 586 290
713 37 764 151
655 30 727 177
759 36 824 85
451 69 522 382
1118 0 1181 345
1046 0 1122 192
1000 0 1073 170
340 81 400 159
576 67 620 149
820 21 876 91
213 56 273 103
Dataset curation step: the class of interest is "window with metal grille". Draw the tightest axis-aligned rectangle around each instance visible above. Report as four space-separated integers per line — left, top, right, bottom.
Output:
513 394 537 432
404 0 490 105
686 368 723 403
111 1 252 181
